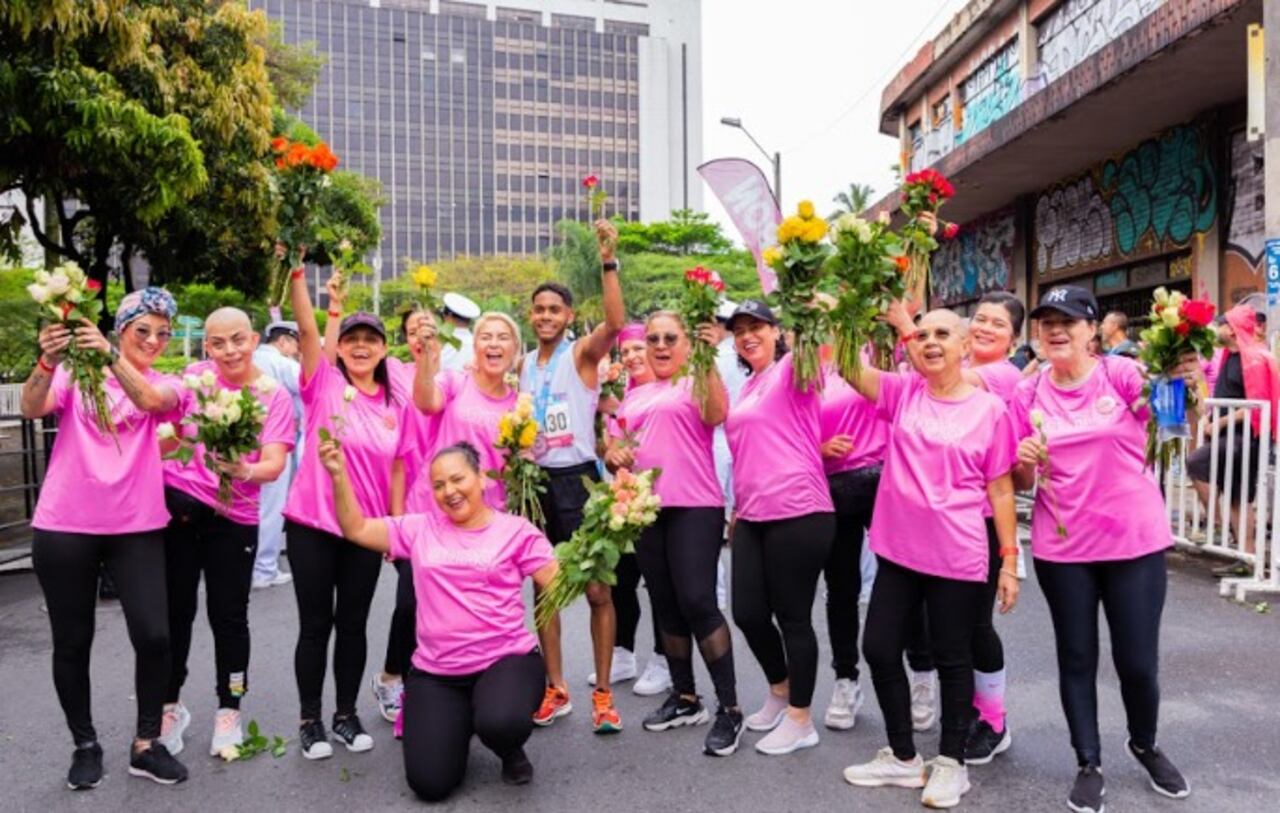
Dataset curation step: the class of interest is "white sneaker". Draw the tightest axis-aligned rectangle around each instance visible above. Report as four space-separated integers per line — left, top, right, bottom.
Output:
824 678 864 731
371 674 404 723
157 701 190 756
745 693 789 732
209 708 244 757
633 655 673 696
251 570 293 589
753 715 819 756
843 746 927 788
587 646 638 686
921 756 971 808
910 670 937 731
716 560 728 610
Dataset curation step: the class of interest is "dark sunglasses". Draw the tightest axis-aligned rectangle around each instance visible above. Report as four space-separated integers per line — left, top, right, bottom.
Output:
645 332 681 347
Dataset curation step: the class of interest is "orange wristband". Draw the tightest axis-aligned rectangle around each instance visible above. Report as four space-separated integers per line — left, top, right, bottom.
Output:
998 547 1018 558
290 267 305 280
327 309 342 318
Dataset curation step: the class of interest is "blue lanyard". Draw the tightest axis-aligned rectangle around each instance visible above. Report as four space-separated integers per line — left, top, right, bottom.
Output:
533 339 571 427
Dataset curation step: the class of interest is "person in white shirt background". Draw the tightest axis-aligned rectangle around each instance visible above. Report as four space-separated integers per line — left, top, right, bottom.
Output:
252 320 303 589
438 292 480 373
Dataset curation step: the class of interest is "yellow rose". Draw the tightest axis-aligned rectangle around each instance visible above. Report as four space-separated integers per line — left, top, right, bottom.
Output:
497 415 514 445
516 392 534 420
412 264 437 289
518 422 538 449
802 218 828 243
797 200 815 219
762 246 783 266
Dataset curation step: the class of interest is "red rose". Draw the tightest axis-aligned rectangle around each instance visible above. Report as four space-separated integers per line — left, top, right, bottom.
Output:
582 174 599 189
942 222 959 240
894 255 911 272
60 302 73 320
84 278 103 293
928 192 939 205
905 172 921 186
1180 299 1216 328
616 417 627 432
1175 321 1191 337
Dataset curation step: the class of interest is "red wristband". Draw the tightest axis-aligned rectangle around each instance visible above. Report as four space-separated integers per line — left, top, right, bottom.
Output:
328 309 342 318
37 356 55 373
998 547 1018 558
290 267 305 280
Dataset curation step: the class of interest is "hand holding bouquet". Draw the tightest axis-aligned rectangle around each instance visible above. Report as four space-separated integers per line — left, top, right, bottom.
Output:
535 467 661 628
490 392 549 527
826 213 907 376
763 200 834 391
1137 287 1217 468
162 372 271 507
270 137 339 306
676 265 725 410
898 169 956 308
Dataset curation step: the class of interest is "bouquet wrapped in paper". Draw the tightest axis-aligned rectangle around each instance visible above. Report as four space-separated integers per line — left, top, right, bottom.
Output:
161 372 271 507
826 213 907 376
1137 287 1216 468
490 392 548 527
763 200 833 391
535 467 660 628
676 265 725 411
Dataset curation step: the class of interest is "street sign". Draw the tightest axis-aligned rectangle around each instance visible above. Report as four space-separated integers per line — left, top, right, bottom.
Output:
176 315 202 327
1266 239 1280 306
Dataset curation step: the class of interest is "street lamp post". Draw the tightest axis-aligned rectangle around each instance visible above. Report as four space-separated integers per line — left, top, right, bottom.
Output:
720 116 782 207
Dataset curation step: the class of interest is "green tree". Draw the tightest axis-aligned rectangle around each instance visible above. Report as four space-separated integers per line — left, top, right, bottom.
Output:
263 20 324 110
614 209 732 256
829 182 876 221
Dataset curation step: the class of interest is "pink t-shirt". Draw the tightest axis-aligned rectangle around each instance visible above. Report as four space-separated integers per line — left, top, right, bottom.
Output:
725 353 834 521
612 377 724 508
973 359 1024 404
285 358 402 536
1010 356 1171 563
163 361 296 526
390 358 439 512
33 366 181 535
869 372 1016 582
404 370 516 513
819 368 887 476
387 356 416 404
386 510 554 675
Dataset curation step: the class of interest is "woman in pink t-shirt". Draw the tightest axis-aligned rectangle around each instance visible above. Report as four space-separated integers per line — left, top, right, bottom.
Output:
841 309 1018 810
722 300 835 757
1010 285 1189 811
21 287 190 787
286 262 405 758
320 439 557 801
604 312 742 754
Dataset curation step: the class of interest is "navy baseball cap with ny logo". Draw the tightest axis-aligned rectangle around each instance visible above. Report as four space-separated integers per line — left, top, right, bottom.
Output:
1030 285 1099 321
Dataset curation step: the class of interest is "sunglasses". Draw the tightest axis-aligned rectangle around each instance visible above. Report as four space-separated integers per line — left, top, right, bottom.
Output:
645 332 681 347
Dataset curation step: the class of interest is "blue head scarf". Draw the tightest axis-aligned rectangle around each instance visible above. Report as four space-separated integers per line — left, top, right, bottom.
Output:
114 287 178 333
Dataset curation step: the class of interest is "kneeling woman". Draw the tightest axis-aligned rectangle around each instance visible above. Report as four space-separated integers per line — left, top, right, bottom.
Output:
321 440 555 802
842 309 1019 809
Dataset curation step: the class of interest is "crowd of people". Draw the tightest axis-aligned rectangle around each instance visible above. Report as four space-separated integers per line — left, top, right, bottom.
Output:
24 219 1225 811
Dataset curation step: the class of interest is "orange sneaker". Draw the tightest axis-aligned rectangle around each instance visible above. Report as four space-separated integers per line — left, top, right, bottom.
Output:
592 688 622 734
533 686 572 727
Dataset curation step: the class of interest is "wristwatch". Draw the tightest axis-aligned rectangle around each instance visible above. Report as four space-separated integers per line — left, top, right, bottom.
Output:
108 345 121 365
601 259 619 272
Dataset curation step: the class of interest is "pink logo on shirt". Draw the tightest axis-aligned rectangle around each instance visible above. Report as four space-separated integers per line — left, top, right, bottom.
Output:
1095 395 1117 415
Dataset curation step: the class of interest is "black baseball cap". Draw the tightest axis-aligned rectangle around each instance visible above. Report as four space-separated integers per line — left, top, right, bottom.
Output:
726 299 778 330
1029 286 1099 321
338 311 387 340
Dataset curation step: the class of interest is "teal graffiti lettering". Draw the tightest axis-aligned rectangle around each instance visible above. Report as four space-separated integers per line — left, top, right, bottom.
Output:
1100 125 1216 254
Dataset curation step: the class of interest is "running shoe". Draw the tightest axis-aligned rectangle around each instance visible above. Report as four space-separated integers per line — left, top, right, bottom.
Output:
1067 764 1105 813
591 688 622 734
532 686 572 726
843 747 927 788
500 747 534 786
371 673 404 723
703 706 744 757
128 743 188 785
964 718 1012 765
1126 739 1190 799
633 655 673 696
157 701 190 756
642 693 710 732
587 646 638 686
910 670 937 731
824 678 864 731
252 570 293 589
744 692 788 732
299 720 333 760
331 713 374 752
921 755 970 809
754 715 819 756
67 742 103 790
209 708 244 757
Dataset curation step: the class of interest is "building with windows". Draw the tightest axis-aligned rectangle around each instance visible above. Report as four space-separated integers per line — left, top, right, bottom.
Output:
253 0 702 278
872 0 1264 326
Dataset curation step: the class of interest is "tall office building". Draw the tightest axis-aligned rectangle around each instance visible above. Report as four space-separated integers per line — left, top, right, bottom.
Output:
253 0 702 278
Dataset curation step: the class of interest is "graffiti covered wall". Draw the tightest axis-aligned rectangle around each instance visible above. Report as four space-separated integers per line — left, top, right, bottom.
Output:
1036 0 1165 86
1222 129 1265 302
1034 122 1217 280
956 40 1022 146
931 207 1017 306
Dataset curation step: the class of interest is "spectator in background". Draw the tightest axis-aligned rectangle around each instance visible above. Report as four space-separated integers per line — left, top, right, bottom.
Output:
1087 335 1103 356
1100 311 1139 358
253 321 303 589
438 292 480 373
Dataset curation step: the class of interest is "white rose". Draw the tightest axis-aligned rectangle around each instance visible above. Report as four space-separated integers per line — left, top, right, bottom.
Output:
183 374 202 390
321 175 332 188
224 402 243 424
156 422 177 441
46 272 70 296
255 376 276 394
607 515 625 532
1160 308 1181 329
1153 287 1170 306
343 385 357 403
33 270 50 285
1028 409 1044 429
27 283 50 304
338 239 353 252
218 745 240 762
63 263 85 285
200 370 217 388
217 388 237 407
205 403 225 423
878 210 892 226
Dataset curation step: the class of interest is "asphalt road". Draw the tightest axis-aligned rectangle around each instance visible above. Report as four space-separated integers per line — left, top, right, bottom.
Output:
1 548 1278 812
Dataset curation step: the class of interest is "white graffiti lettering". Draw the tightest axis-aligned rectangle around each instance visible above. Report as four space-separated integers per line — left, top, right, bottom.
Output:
1034 178 1112 274
1037 0 1163 86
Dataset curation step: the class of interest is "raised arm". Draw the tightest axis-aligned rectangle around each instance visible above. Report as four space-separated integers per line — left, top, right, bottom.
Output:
321 270 344 366
576 219 625 378
20 324 72 419
694 323 729 426
413 312 445 415
289 252 324 382
318 439 390 554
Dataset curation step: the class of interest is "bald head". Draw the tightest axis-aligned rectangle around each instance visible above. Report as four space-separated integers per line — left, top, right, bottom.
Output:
206 307 252 333
204 307 259 382
920 308 967 338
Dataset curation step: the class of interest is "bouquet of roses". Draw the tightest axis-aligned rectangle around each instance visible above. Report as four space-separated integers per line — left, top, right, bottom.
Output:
27 261 115 442
1028 409 1068 539
600 358 626 402
583 174 607 220
269 136 340 305
763 200 834 392
161 371 271 507
826 213 908 376
1137 287 1217 468
898 168 957 307
407 261 462 350
489 392 549 527
676 265 725 411
535 467 660 628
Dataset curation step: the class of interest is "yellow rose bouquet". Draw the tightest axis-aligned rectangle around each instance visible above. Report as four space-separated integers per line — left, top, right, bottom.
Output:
489 392 549 527
763 200 833 391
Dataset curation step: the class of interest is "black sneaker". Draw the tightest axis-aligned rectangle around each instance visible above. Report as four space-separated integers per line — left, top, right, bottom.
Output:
642 693 710 732
331 713 374 752
67 742 103 790
1067 764 1105 813
703 706 744 757
1126 739 1190 799
964 718 1012 765
300 720 333 760
500 747 534 785
127 742 187 785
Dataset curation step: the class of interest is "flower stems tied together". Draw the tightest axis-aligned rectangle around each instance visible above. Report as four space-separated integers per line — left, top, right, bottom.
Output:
764 200 833 392
1137 286 1217 469
827 213 906 377
163 373 273 508
898 169 955 307
490 392 548 528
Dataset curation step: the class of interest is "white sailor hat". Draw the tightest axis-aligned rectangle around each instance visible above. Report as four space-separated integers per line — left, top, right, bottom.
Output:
715 299 739 323
442 292 481 321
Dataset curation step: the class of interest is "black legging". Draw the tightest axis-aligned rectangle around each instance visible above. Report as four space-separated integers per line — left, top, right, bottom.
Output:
636 507 735 707
384 559 416 677
862 557 986 762
1035 550 1167 767
731 512 834 709
163 487 258 708
825 467 879 681
288 520 383 721
614 552 663 656
33 529 170 744
402 650 545 802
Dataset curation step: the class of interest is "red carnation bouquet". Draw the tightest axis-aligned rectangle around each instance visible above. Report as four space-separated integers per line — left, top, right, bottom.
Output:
677 265 725 412
1137 287 1217 468
269 137 340 305
899 168 955 309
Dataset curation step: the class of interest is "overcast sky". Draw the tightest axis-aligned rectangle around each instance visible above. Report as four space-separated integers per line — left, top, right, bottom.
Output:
699 0 969 236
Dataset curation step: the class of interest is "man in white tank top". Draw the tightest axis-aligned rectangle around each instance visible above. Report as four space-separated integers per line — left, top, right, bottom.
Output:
519 219 626 733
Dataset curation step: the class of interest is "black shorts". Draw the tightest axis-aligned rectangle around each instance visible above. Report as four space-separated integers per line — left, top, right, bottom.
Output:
538 461 601 544
1186 433 1261 504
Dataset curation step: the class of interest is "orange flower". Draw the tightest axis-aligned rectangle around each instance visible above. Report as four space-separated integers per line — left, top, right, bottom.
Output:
309 142 339 172
274 157 286 170
894 255 911 272
271 136 288 152
284 143 310 168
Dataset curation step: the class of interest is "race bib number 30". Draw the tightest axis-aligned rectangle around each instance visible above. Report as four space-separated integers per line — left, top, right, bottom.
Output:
542 399 573 449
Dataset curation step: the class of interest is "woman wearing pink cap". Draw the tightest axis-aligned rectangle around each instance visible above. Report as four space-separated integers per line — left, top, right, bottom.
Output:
21 287 189 788
841 308 1018 809
722 299 835 756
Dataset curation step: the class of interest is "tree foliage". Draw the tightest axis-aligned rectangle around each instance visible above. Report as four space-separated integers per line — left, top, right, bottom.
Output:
829 182 876 221
614 209 732 256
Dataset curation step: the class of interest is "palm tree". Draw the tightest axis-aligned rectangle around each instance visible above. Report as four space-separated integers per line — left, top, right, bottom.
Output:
829 182 875 221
